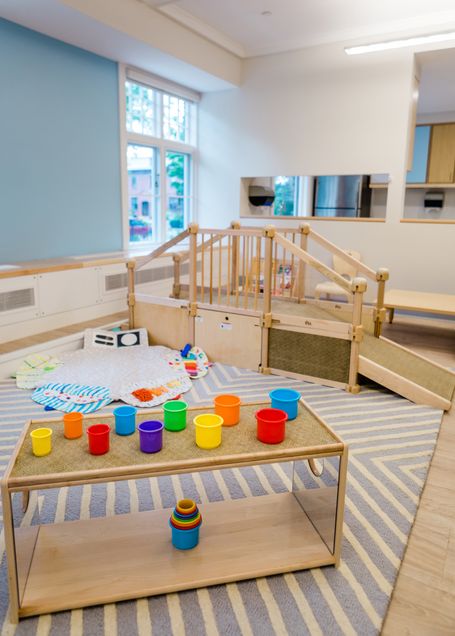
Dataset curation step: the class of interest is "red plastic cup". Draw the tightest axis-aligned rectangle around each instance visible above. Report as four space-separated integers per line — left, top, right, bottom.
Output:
87 423 111 455
255 408 287 444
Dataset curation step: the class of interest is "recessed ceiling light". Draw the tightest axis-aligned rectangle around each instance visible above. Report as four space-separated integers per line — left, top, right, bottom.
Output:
345 30 455 55
261 11 272 17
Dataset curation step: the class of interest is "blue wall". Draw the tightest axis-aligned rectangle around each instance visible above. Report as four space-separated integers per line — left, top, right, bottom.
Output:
0 19 123 261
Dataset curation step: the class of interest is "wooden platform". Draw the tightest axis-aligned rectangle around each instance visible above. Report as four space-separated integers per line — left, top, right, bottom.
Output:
384 289 455 322
16 493 334 617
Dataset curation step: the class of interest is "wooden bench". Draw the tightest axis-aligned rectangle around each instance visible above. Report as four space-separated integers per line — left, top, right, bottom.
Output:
384 289 455 323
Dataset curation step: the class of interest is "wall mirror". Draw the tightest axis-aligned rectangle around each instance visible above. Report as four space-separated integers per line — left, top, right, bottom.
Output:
240 174 389 219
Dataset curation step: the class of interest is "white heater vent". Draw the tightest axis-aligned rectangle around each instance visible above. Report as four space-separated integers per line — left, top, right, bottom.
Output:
104 262 192 292
105 273 128 292
0 288 35 313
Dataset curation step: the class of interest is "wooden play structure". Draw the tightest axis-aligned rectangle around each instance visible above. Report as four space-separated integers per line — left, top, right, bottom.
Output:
127 223 455 411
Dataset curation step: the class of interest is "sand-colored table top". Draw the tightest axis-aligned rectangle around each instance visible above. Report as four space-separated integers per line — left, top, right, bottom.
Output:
7 401 343 488
384 289 455 316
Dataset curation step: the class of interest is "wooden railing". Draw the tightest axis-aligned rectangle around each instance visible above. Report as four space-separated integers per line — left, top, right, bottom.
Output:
127 220 387 337
254 223 387 336
126 222 373 392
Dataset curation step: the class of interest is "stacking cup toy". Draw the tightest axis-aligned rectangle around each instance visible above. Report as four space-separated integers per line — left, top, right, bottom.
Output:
63 412 83 439
138 420 163 453
163 400 188 431
169 498 202 549
256 408 288 444
30 428 52 457
214 394 241 426
169 521 200 550
114 405 136 436
87 424 110 455
176 499 196 515
194 414 223 449
269 388 301 421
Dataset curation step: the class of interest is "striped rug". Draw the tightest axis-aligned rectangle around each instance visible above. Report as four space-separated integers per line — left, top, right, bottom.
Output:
0 366 443 636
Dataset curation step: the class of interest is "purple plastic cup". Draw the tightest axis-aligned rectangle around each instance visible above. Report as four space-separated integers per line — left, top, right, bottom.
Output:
138 420 164 453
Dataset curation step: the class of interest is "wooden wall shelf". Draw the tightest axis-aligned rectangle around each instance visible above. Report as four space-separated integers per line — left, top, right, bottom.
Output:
371 183 455 189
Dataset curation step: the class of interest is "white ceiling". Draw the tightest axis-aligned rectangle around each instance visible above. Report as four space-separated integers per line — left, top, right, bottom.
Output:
1 0 455 112
150 0 455 57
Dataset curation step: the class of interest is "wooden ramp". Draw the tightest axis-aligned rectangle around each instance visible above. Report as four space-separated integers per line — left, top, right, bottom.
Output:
359 334 455 410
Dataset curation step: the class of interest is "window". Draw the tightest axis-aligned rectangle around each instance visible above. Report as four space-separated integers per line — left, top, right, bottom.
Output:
121 67 199 245
127 145 159 242
273 176 300 216
166 151 191 238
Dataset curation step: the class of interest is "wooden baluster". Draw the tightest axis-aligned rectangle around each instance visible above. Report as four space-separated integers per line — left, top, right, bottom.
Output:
290 233 295 298
281 233 286 296
189 223 198 314
172 254 181 299
254 236 261 311
230 221 240 298
297 223 310 302
127 260 136 329
374 268 389 337
241 235 246 304
273 238 278 295
209 234 214 305
235 236 240 308
218 236 222 305
244 235 250 309
200 232 205 303
261 226 275 374
227 235 231 306
348 277 367 393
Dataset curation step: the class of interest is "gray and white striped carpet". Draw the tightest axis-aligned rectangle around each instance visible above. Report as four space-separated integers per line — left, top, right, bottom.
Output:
0 365 443 636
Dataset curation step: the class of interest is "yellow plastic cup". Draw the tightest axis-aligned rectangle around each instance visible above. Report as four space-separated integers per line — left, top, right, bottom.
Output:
194 414 223 450
30 427 52 457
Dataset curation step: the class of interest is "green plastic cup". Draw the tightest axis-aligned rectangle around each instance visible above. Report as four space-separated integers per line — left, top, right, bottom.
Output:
163 400 188 431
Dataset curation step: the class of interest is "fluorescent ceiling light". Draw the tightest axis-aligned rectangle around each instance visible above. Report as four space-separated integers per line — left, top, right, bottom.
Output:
345 31 455 55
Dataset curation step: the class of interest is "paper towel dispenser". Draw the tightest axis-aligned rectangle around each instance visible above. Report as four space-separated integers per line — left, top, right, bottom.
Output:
424 191 444 211
249 185 275 207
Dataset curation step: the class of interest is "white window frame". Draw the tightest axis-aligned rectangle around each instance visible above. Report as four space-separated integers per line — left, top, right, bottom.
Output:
119 64 199 248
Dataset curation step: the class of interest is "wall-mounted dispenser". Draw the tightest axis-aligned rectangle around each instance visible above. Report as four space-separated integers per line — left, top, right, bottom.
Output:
248 185 275 207
424 191 444 214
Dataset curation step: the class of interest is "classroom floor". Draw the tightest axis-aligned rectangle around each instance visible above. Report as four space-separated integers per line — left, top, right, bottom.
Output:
381 316 455 634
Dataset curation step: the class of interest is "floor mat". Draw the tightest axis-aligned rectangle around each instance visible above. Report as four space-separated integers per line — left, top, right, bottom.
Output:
0 366 443 635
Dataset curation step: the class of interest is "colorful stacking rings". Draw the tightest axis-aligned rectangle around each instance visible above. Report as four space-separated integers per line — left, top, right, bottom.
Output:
169 498 203 550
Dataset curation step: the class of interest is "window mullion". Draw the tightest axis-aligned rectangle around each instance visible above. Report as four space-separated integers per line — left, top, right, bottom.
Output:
160 144 167 244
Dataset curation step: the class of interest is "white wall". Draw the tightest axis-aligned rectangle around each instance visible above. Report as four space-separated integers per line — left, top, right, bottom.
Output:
198 43 455 295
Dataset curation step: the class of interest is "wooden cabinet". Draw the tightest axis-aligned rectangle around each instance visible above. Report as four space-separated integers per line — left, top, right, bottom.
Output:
427 123 455 183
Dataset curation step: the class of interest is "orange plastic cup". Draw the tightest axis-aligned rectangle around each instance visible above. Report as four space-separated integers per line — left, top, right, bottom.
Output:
214 394 241 426
63 412 83 439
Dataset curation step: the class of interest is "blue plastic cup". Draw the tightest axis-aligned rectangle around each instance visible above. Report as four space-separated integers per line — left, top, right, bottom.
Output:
269 388 301 421
113 405 137 435
169 520 200 550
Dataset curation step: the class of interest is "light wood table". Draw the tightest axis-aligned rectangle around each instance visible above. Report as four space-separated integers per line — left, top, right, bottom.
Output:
1 401 347 622
384 289 455 323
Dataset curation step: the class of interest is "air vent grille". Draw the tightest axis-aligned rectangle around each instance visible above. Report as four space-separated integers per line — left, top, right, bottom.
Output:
0 288 35 313
105 273 128 292
104 262 191 292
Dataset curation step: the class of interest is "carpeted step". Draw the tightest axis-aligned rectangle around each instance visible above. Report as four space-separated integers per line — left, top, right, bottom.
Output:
360 333 455 409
